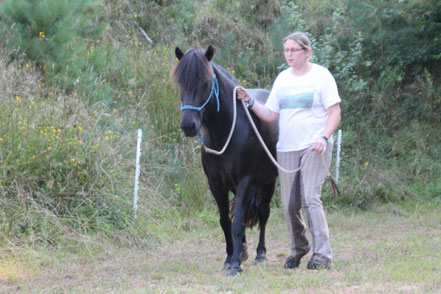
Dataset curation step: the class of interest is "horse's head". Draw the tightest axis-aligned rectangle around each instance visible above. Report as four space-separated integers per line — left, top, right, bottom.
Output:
172 46 216 137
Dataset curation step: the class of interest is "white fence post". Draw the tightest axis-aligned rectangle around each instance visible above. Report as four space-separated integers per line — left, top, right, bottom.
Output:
335 129 342 184
133 129 142 218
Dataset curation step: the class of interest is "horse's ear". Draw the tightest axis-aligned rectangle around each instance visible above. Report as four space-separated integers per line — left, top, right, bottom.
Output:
175 47 184 60
205 45 215 61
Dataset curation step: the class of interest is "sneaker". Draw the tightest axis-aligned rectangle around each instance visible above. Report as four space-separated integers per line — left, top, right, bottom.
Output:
307 258 330 270
284 247 310 269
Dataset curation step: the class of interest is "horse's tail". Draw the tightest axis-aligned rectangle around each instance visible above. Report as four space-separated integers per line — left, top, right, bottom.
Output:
328 175 341 198
229 187 261 229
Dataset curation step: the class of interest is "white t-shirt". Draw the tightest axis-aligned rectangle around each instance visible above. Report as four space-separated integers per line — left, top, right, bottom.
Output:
266 63 341 152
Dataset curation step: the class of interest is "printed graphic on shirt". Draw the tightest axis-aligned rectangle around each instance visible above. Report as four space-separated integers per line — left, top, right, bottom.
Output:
277 85 314 109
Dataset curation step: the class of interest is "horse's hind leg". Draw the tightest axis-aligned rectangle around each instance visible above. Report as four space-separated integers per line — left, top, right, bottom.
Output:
240 235 249 263
255 181 276 264
211 185 233 270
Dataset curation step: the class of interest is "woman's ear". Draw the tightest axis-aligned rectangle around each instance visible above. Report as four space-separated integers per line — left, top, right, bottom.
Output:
305 47 312 59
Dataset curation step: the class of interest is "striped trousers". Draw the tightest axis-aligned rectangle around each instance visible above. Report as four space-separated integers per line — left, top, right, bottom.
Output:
277 142 333 263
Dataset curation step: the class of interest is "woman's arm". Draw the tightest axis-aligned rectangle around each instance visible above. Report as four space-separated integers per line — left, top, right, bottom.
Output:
312 103 341 154
236 86 279 123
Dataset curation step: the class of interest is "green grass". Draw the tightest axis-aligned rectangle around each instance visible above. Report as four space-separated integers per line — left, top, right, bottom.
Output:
1 201 440 293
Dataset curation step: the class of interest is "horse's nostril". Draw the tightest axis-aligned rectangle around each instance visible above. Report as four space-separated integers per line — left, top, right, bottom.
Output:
180 120 198 136
181 121 193 131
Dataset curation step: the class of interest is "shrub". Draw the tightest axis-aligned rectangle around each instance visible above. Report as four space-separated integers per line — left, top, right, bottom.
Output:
0 58 133 245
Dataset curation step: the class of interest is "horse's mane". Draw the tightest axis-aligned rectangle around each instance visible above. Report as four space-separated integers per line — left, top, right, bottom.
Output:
217 65 237 85
172 48 212 93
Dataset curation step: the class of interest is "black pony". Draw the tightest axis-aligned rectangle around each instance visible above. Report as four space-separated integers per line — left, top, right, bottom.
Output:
172 46 278 276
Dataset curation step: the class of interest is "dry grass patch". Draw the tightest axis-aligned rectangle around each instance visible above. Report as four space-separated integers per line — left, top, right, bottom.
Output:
1 202 440 293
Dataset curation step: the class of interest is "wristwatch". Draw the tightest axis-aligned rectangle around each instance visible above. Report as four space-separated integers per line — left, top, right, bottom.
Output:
246 97 255 108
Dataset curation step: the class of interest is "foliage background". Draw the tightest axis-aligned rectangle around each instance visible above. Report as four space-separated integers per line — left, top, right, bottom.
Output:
0 0 440 249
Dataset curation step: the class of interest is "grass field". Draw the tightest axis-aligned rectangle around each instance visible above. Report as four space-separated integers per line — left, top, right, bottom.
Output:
1 201 440 293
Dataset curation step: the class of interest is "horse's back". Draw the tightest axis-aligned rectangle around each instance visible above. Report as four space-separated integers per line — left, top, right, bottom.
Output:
247 88 270 105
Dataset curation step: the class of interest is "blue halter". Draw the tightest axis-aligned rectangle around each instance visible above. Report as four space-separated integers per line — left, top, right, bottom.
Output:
180 63 220 113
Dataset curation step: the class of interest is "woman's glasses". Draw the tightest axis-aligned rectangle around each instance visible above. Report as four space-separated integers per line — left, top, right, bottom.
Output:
284 48 305 54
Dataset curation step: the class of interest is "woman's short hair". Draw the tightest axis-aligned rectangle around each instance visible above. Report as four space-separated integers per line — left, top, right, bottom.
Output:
284 32 311 50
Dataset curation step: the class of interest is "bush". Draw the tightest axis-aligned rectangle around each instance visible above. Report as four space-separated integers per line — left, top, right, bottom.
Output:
0 58 134 245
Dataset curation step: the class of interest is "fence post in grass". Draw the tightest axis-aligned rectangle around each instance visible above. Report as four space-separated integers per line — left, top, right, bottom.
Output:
133 129 142 218
335 129 342 184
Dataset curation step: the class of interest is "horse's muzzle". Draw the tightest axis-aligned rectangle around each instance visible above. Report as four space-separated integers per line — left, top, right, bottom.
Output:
180 117 200 137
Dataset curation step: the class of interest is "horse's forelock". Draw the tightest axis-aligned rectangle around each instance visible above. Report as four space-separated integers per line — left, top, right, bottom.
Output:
173 48 212 93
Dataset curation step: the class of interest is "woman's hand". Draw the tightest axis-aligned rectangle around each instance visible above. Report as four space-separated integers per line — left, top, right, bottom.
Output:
312 137 327 155
236 86 250 102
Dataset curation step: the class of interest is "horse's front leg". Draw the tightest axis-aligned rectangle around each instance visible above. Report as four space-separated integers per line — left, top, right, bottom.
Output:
255 181 276 264
210 184 233 270
227 177 251 277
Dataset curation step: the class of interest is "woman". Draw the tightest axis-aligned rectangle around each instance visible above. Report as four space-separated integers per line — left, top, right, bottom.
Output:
236 31 341 269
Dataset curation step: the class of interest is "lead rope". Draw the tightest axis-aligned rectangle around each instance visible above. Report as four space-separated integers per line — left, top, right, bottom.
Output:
239 95 312 174
238 87 341 196
202 86 238 155
203 86 340 196
203 86 313 173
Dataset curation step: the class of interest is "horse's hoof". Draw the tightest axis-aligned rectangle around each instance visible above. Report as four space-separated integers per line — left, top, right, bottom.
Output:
254 255 268 264
223 262 231 270
226 266 243 277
